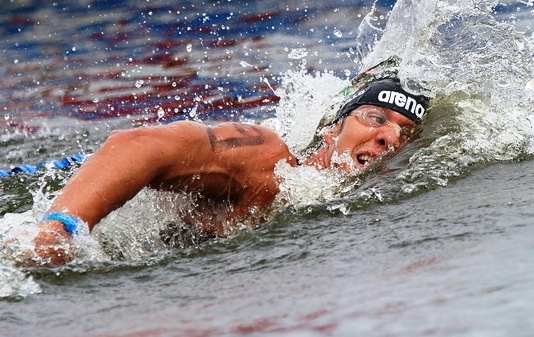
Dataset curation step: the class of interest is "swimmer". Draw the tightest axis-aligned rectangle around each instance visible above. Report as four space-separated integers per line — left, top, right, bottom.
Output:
29 58 431 265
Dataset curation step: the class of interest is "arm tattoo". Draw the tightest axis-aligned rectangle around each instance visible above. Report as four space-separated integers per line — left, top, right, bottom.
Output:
206 124 265 153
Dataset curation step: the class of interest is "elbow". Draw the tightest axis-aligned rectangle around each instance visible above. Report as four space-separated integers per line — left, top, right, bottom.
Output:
98 128 163 165
105 128 141 144
104 128 155 153
99 127 173 177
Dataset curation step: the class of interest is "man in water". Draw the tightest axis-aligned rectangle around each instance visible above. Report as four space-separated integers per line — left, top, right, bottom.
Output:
31 61 430 265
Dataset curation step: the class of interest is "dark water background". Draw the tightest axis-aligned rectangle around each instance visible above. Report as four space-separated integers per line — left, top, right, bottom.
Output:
1 0 534 336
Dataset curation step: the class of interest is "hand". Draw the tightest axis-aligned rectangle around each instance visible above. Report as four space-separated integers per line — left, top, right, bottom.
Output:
32 221 73 266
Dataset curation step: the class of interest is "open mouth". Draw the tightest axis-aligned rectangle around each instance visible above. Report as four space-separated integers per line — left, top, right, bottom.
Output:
355 147 397 171
356 154 373 167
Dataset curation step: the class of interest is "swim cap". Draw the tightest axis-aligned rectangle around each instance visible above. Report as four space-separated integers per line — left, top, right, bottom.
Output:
333 77 429 124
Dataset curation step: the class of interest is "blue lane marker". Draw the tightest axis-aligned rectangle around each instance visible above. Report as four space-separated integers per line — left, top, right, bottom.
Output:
0 154 87 177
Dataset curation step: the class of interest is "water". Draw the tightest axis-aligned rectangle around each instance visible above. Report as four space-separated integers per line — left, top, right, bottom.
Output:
1 0 534 336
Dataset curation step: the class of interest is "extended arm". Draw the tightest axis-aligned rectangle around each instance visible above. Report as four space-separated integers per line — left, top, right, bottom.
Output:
33 121 217 264
46 121 213 230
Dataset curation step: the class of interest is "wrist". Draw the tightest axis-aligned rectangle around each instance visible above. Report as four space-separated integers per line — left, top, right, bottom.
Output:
41 212 85 236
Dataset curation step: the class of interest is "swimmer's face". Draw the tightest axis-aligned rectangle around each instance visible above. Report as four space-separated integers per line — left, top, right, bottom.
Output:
324 105 416 172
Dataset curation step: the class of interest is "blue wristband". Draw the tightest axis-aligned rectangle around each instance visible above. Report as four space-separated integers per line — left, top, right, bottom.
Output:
41 212 83 235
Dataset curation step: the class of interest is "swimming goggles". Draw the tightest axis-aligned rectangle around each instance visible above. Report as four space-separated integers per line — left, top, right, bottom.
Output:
351 107 415 142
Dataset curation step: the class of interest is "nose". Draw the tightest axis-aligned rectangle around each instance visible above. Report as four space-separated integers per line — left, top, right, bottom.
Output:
376 125 401 150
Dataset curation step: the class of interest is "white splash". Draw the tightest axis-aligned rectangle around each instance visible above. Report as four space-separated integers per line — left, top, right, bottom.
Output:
0 263 41 298
353 0 534 196
264 69 347 155
274 161 359 209
91 189 169 260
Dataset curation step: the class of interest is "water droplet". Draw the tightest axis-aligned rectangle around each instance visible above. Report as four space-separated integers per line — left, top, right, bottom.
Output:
189 105 198 118
288 48 308 59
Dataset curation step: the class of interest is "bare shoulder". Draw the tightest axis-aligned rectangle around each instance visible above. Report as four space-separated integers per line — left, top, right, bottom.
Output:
105 121 292 159
204 122 286 152
114 121 295 180
157 121 292 158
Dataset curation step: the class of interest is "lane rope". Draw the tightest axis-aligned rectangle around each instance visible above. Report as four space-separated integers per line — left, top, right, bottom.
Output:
0 154 87 177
